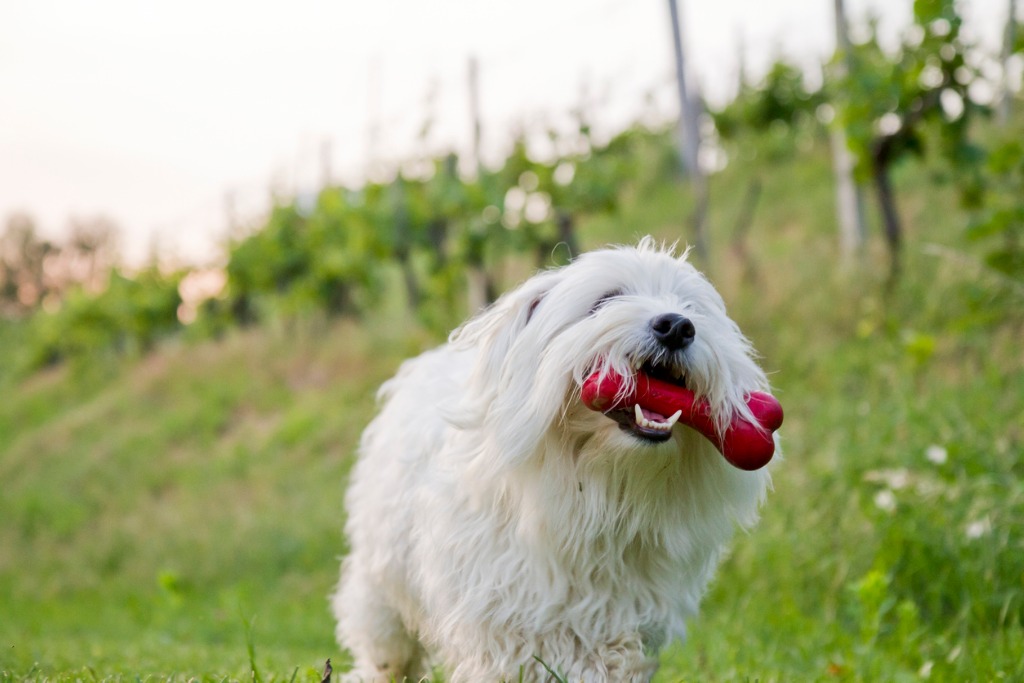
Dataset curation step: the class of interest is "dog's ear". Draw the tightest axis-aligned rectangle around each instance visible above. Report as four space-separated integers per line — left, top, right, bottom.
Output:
449 269 560 395
446 269 565 474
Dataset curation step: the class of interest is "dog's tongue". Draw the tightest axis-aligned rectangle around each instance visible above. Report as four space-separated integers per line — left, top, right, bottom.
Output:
581 369 783 471
638 406 668 422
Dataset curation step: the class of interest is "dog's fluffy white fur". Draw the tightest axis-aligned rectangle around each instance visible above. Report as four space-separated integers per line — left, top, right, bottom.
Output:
332 239 775 682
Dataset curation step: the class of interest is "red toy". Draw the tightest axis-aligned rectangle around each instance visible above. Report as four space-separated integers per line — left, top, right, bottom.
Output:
581 369 783 470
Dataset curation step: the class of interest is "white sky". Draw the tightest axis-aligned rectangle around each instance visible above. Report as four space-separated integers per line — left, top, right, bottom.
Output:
0 0 1015 265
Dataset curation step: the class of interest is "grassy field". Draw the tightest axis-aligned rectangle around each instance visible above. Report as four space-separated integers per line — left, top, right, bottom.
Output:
2 131 1022 681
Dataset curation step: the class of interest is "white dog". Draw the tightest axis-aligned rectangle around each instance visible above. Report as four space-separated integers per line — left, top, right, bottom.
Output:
332 238 775 682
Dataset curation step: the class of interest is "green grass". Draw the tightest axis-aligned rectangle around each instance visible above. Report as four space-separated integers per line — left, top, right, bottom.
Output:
2 131 1022 681
0 319 433 681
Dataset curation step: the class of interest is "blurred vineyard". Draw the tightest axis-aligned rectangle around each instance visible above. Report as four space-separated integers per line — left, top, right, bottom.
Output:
1 0 1022 380
0 120 660 376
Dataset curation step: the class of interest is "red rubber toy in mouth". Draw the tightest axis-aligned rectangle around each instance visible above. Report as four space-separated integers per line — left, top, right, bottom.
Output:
581 369 783 470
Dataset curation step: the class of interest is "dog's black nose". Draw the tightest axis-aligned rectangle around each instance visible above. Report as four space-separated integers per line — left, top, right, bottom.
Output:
650 313 695 350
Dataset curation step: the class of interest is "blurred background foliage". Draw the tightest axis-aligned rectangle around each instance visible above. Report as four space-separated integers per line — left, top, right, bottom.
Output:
0 118 653 374
1 5 1018 379
1 0 1020 374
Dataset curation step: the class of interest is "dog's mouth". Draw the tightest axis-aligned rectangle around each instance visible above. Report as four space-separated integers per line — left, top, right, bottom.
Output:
604 360 687 443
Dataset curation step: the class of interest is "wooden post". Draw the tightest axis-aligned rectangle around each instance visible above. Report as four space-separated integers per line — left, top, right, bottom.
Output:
998 0 1018 126
736 26 748 99
466 55 494 312
666 0 707 261
468 55 483 175
320 138 333 189
831 0 867 260
366 58 382 175
224 190 237 234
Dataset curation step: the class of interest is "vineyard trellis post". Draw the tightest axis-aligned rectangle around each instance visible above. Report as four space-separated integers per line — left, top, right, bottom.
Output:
830 0 867 260
998 0 1019 126
465 55 494 313
666 0 708 262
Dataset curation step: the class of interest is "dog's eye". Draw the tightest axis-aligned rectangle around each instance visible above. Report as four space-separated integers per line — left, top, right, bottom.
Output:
590 290 622 314
526 296 544 324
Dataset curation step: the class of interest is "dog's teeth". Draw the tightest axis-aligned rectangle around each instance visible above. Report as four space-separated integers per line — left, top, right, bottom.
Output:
633 403 680 432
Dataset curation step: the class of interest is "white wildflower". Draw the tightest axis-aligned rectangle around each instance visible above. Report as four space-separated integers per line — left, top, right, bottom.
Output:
926 444 948 465
888 468 910 490
874 489 897 513
965 517 992 540
864 468 911 490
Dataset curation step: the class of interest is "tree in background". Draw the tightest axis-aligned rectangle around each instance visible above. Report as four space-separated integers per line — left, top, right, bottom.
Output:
64 216 119 293
24 265 182 370
1 213 120 317
711 58 824 141
222 189 389 326
1 214 59 316
967 138 1024 282
0 211 182 371
836 0 986 277
496 121 633 270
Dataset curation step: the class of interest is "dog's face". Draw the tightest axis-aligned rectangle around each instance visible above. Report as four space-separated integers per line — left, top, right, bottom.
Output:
450 239 769 472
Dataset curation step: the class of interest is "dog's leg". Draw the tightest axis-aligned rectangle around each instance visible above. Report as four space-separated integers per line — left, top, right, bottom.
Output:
555 634 658 683
332 563 419 682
